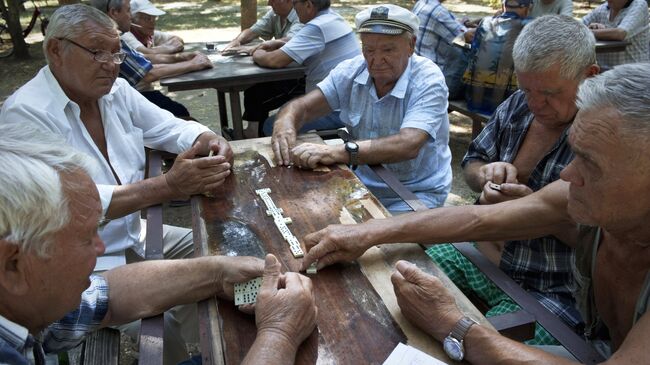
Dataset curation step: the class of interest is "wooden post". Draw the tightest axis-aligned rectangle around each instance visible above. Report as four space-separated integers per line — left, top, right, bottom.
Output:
240 0 256 30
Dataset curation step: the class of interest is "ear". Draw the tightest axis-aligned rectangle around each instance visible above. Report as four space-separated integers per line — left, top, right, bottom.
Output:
47 37 65 68
0 241 30 296
586 64 601 77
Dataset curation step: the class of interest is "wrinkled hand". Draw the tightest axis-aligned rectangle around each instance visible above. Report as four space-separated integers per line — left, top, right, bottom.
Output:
479 162 519 186
478 181 534 205
391 260 463 341
301 224 373 270
291 143 341 169
166 37 184 53
191 53 213 70
257 39 285 52
223 39 241 51
255 254 317 351
217 256 265 299
271 119 298 166
208 135 233 164
588 23 606 30
164 142 231 198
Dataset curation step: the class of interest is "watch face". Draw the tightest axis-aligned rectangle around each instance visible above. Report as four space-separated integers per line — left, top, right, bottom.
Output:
443 337 464 361
345 141 359 152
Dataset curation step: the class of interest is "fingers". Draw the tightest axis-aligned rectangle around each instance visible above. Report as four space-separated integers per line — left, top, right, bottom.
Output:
261 254 281 295
272 135 294 166
178 141 202 160
499 183 533 197
394 260 426 284
504 164 519 184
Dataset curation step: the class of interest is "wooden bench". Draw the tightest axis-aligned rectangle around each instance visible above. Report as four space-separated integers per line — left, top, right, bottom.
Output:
448 99 491 139
69 150 166 365
368 164 605 364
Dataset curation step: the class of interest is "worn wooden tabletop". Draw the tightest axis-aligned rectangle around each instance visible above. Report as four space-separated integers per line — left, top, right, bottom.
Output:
191 134 490 365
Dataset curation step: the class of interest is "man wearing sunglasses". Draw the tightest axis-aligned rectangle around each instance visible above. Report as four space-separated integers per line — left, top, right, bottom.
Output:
0 4 231 364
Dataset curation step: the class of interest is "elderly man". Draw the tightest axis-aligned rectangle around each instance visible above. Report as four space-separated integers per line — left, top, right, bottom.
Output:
582 0 649 69
0 123 317 365
462 0 532 114
254 0 361 136
413 0 469 99
301 62 650 363
223 0 304 138
91 0 212 118
0 4 228 363
427 15 599 344
122 0 185 55
271 4 451 212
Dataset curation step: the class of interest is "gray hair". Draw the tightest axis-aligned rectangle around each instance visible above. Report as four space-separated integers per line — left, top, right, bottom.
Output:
513 15 596 80
0 122 95 257
577 63 650 138
43 4 117 63
309 0 330 11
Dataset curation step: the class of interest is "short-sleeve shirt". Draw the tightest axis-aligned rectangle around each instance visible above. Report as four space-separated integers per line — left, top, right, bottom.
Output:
281 9 360 92
582 0 650 68
318 54 452 210
250 8 303 40
413 0 467 78
118 40 154 91
462 90 581 327
121 29 174 50
0 66 210 270
0 275 109 363
529 0 573 18
462 12 530 114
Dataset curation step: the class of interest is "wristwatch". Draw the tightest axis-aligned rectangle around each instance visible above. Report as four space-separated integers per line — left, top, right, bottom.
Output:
338 130 359 170
443 316 478 361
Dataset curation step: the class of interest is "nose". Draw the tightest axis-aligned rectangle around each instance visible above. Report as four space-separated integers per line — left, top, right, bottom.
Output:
560 161 583 187
94 236 106 256
527 92 546 113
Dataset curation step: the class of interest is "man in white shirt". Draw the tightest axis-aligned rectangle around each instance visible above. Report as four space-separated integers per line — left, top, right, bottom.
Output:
122 0 185 55
0 5 231 363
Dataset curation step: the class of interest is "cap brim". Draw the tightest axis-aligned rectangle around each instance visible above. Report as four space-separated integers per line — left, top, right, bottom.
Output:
357 20 412 35
137 6 165 15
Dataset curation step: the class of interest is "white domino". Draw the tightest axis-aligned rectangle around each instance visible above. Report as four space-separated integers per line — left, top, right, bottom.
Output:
234 277 263 306
255 188 305 258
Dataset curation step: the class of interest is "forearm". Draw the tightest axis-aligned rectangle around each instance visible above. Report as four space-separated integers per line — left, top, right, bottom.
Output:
354 128 428 165
464 324 578 365
105 174 178 218
143 61 203 82
363 181 574 247
242 332 298 365
253 49 292 68
591 28 627 41
463 161 487 192
235 29 259 44
100 257 225 327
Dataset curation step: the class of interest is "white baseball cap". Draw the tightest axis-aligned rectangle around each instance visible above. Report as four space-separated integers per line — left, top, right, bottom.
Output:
130 0 165 16
355 4 419 35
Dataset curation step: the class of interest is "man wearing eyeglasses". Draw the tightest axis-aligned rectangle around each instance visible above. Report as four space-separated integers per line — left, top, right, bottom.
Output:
0 4 231 364
91 0 212 119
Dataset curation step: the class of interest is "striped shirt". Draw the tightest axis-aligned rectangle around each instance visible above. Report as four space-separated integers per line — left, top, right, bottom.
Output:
0 276 109 364
119 40 153 87
582 0 649 68
462 90 582 328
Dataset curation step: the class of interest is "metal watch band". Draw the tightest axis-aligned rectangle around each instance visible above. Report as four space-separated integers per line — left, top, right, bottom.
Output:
450 316 477 341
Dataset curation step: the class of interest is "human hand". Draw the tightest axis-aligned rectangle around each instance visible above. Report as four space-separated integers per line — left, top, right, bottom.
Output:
223 39 241 51
257 39 285 52
166 37 184 53
291 143 343 169
191 53 213 70
216 256 265 300
479 162 518 186
391 260 463 341
271 119 298 166
255 254 317 351
478 181 533 204
301 224 374 270
208 135 233 164
164 142 231 198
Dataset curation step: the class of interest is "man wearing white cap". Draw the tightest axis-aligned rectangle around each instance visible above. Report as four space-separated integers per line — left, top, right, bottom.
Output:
122 0 185 55
271 4 452 212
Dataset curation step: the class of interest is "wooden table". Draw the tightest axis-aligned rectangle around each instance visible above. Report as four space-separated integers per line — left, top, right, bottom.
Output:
160 45 305 140
190 134 491 365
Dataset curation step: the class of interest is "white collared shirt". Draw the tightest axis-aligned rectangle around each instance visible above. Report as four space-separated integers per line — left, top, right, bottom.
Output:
1 66 210 270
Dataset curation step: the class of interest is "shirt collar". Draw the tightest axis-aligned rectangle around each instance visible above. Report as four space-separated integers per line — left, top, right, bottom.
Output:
354 56 413 99
0 314 30 352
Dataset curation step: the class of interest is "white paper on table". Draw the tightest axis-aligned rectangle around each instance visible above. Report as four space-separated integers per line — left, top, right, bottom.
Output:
382 343 450 365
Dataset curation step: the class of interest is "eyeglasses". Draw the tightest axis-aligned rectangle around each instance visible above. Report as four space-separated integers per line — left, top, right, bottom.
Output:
58 38 127 64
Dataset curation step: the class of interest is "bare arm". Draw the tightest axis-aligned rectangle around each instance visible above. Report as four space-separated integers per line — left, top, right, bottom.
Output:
143 51 196 65
224 28 260 50
271 90 333 165
134 36 184 55
301 179 577 269
589 26 627 41
142 53 213 83
252 47 294 69
290 128 429 169
99 255 264 327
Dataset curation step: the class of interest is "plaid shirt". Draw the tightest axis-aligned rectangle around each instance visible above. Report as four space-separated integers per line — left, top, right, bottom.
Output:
461 90 581 327
0 276 109 364
582 0 649 68
413 0 466 75
119 40 153 87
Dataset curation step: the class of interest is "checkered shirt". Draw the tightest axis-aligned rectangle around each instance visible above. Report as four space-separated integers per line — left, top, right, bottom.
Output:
582 0 649 68
461 90 577 304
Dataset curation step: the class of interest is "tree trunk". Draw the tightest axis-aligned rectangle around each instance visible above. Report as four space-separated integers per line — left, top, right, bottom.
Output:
240 0 256 30
0 0 30 59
